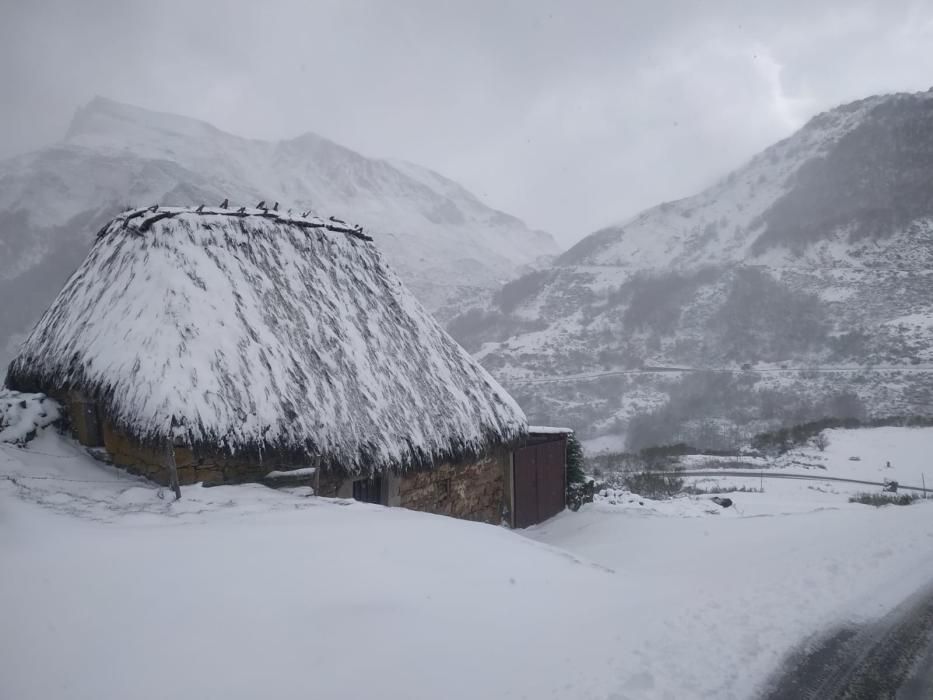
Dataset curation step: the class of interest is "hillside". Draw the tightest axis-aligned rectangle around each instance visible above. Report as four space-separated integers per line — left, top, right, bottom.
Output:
449 88 933 450
0 97 557 364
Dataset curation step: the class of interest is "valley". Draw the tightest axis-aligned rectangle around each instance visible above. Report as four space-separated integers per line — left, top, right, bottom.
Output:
451 89 933 451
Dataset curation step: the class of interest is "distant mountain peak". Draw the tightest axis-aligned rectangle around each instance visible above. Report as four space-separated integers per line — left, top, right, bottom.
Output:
65 96 224 146
0 98 558 368
559 87 933 270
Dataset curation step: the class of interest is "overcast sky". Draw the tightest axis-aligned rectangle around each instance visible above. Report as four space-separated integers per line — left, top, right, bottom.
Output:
2 0 933 245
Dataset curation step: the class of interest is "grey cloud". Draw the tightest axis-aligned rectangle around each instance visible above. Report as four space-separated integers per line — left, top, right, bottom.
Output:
2 0 932 244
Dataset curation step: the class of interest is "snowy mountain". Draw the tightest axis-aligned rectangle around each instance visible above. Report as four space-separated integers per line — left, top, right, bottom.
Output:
0 97 557 364
450 88 933 451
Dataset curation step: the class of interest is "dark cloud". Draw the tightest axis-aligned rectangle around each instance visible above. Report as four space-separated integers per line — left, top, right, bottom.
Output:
2 0 932 244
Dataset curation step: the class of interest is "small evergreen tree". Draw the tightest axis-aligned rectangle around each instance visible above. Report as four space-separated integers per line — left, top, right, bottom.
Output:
566 433 593 511
567 433 585 485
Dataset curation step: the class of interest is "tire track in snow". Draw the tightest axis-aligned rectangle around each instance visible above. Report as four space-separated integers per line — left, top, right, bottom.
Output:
759 581 933 699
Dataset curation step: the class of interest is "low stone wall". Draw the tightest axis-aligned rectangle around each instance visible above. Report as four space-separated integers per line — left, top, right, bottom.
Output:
58 395 513 522
398 448 511 524
317 469 347 498
101 421 169 483
102 421 292 486
50 390 104 448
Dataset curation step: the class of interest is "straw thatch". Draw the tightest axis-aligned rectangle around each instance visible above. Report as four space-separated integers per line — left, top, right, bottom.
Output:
5 207 527 471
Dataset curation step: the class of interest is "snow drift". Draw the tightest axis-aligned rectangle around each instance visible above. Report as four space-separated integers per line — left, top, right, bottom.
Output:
4 426 933 699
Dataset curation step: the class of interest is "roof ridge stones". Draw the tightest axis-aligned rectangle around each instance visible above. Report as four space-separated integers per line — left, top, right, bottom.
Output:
110 205 373 241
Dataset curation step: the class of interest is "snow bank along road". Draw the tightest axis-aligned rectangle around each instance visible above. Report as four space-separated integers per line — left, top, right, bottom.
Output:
4 429 933 699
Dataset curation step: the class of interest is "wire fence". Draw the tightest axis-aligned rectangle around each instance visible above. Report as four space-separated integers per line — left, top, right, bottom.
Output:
0 442 84 460
0 473 137 484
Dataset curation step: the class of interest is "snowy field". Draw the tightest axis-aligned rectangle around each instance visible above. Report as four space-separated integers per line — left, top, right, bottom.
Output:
681 426 933 487
3 427 933 699
672 426 933 517
775 426 933 487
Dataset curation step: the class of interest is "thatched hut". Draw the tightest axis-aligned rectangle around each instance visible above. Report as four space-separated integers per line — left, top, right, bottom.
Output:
5 206 570 525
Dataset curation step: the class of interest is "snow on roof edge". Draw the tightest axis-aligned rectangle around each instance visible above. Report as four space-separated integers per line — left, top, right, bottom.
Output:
529 426 574 435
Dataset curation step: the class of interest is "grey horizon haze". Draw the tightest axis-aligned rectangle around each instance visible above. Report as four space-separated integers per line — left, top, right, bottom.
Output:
2 0 933 246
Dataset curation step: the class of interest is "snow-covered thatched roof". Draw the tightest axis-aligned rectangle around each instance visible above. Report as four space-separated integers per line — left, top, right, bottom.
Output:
5 207 527 471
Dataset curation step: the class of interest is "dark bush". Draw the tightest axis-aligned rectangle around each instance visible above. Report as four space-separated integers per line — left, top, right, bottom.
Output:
752 414 933 453
622 471 684 499
494 269 555 313
640 443 693 460
849 492 918 507
710 267 829 362
621 268 719 334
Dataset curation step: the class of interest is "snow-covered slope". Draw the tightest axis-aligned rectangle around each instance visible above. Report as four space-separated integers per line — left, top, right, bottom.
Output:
3 426 933 699
451 88 933 449
0 97 557 364
557 93 895 270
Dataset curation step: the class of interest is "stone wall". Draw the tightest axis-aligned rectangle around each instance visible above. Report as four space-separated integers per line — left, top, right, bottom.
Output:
100 420 169 483
52 394 309 487
398 448 511 525
317 469 347 498
55 390 104 447
57 394 513 523
101 421 273 486
318 449 511 522
102 420 316 486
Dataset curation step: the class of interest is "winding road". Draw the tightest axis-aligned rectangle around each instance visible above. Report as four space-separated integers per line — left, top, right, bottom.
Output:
506 364 933 386
660 470 933 494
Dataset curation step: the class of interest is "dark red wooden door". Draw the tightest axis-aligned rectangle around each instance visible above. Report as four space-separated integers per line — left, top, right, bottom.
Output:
513 438 566 528
537 442 565 523
513 444 538 529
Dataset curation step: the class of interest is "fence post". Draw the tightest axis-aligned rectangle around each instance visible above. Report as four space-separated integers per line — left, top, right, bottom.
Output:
163 440 181 500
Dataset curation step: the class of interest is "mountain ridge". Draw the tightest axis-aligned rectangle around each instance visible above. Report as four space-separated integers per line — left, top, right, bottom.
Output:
0 97 558 363
452 88 933 451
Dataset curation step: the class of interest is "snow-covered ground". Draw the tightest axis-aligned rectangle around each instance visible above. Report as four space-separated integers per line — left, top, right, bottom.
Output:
777 426 933 487
0 432 621 700
528 492 933 698
3 426 933 699
676 427 933 510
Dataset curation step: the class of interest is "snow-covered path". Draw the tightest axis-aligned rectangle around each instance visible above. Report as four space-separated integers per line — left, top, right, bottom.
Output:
3 429 933 699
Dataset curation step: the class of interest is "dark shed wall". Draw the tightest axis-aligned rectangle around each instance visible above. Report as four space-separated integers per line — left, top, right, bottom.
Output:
512 435 567 528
